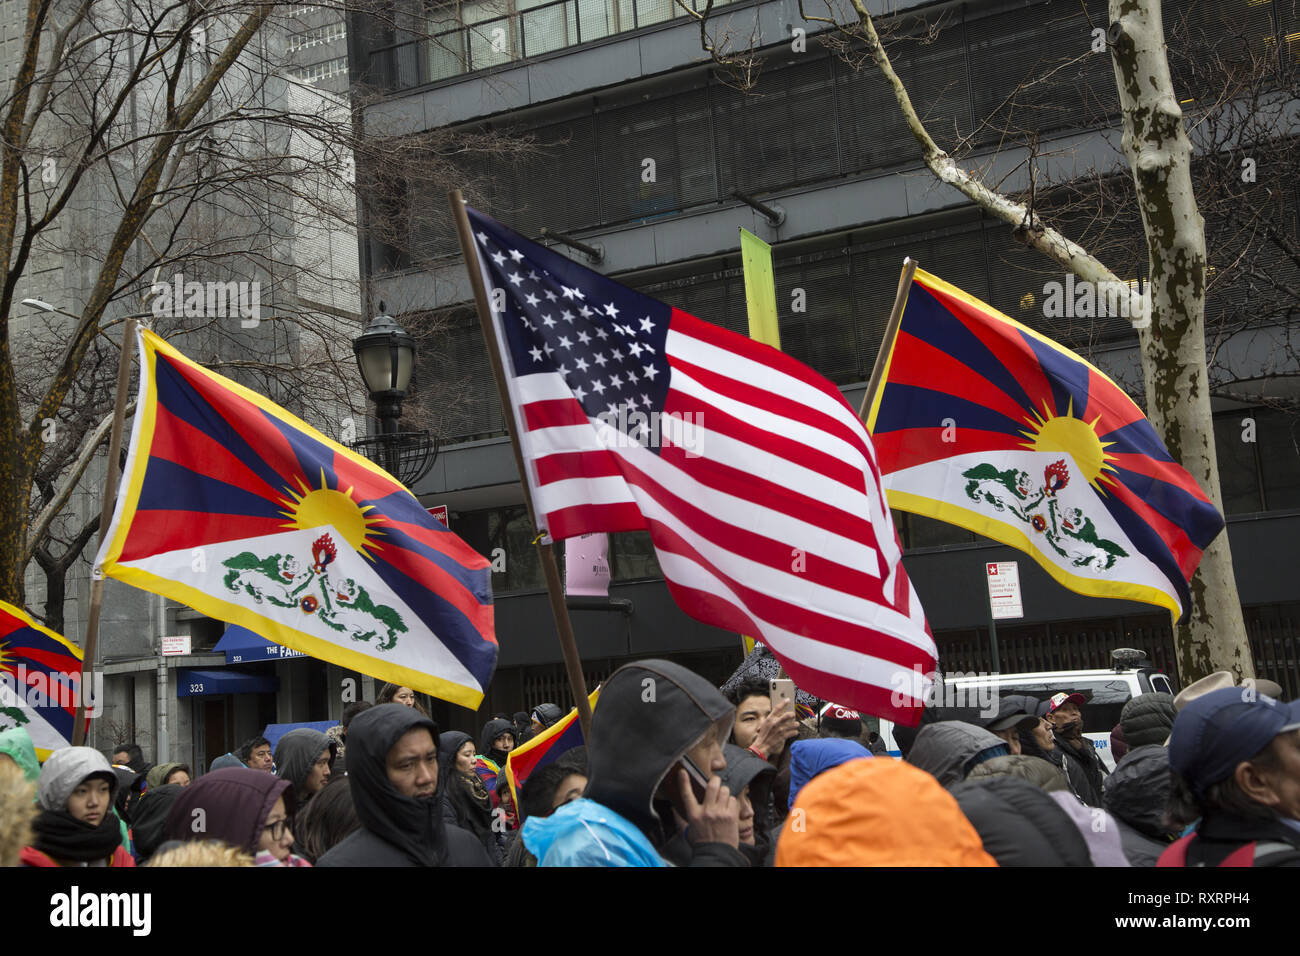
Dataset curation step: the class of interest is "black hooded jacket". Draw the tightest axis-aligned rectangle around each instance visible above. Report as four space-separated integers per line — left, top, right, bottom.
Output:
479 718 515 770
950 777 1094 866
438 729 501 862
1103 744 1178 866
584 659 747 866
274 729 337 807
130 783 184 862
1054 730 1107 806
315 705 491 867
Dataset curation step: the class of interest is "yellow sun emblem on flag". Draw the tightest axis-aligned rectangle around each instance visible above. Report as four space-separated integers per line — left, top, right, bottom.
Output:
1018 399 1118 492
278 469 385 558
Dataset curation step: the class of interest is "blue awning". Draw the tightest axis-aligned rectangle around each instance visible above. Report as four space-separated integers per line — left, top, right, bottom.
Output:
262 720 338 753
213 624 306 664
177 668 280 697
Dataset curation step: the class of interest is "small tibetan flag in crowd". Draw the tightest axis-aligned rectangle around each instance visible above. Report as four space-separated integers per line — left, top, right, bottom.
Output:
0 600 91 759
95 329 498 709
865 268 1225 619
505 688 600 812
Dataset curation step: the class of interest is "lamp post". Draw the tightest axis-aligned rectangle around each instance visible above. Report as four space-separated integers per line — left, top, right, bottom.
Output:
351 304 437 486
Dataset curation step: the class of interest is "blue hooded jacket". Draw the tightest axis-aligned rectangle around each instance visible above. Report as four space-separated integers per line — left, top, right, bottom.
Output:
522 797 668 867
787 738 871 810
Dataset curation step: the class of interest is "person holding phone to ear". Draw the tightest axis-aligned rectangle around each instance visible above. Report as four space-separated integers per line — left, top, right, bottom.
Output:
519 659 748 867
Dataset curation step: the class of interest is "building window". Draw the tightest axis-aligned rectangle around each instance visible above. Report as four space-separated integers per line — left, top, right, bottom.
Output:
291 56 349 83
289 21 347 52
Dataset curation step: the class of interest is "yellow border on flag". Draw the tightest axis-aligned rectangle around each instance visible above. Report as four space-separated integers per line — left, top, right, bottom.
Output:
505 686 600 813
866 267 1185 619
95 329 490 710
0 598 86 760
885 489 1180 617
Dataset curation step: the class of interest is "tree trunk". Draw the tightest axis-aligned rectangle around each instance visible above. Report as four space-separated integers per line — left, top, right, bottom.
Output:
1108 0 1252 683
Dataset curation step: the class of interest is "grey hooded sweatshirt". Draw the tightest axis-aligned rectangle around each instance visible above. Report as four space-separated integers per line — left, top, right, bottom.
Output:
906 721 1009 789
37 747 118 811
274 729 336 805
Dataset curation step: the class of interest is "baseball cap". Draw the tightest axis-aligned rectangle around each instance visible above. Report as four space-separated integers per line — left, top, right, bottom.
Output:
1046 692 1087 714
1168 687 1300 795
983 695 1039 733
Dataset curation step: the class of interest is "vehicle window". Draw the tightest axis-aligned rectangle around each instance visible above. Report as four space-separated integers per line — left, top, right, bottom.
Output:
1149 674 1173 695
991 680 1134 734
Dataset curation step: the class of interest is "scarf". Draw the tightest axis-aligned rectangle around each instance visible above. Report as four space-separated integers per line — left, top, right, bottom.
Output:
460 770 492 814
32 809 123 863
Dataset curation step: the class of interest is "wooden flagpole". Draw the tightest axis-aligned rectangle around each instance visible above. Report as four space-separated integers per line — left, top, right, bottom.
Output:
859 257 918 423
72 315 137 746
448 190 593 740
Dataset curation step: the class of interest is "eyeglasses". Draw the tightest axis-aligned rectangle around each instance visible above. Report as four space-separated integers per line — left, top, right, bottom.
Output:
262 816 294 841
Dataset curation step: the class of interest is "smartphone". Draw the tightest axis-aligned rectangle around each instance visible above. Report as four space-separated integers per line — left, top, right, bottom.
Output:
677 753 711 802
769 678 795 713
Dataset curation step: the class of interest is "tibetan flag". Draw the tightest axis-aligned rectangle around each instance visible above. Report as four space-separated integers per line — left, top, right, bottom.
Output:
95 329 497 709
865 268 1225 619
0 600 91 760
505 687 599 813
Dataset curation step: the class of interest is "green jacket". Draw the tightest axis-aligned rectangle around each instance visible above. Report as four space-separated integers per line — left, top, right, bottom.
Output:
0 726 40 784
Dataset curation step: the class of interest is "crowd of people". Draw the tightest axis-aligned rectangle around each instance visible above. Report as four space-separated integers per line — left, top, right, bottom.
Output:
2 665 1297 867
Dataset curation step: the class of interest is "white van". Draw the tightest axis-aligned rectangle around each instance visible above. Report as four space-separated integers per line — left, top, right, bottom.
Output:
873 649 1175 771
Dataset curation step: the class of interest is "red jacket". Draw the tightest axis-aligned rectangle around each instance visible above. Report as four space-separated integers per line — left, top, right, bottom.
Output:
20 844 136 867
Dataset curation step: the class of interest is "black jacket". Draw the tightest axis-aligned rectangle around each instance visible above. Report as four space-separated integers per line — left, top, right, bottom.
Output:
1103 745 1178 866
1161 812 1300 867
438 730 502 864
1054 732 1107 806
583 659 747 867
950 777 1093 866
315 705 491 867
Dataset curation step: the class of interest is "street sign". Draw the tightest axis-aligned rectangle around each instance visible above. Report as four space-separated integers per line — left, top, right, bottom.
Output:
428 504 449 527
985 562 1023 620
161 634 191 656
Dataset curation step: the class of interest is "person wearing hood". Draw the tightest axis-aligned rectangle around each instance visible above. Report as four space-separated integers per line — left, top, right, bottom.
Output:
1120 692 1176 749
475 716 517 827
21 747 135 867
274 728 336 807
0 726 40 784
776 757 996 866
478 717 515 771
906 721 1010 789
164 766 310 866
529 702 563 738
787 737 871 809
1103 744 1180 866
129 783 185 864
522 659 747 867
315 703 492 867
950 776 1093 866
145 761 191 789
439 729 502 863
661 742 777 867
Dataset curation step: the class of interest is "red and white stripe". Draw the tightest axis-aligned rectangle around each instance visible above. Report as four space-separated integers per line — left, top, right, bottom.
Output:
492 298 936 723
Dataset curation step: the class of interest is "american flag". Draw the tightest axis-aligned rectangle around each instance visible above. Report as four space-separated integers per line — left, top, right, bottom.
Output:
466 206 936 723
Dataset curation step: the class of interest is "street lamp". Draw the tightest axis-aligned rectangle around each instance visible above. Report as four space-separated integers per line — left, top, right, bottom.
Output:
350 304 438 487
353 306 416 434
